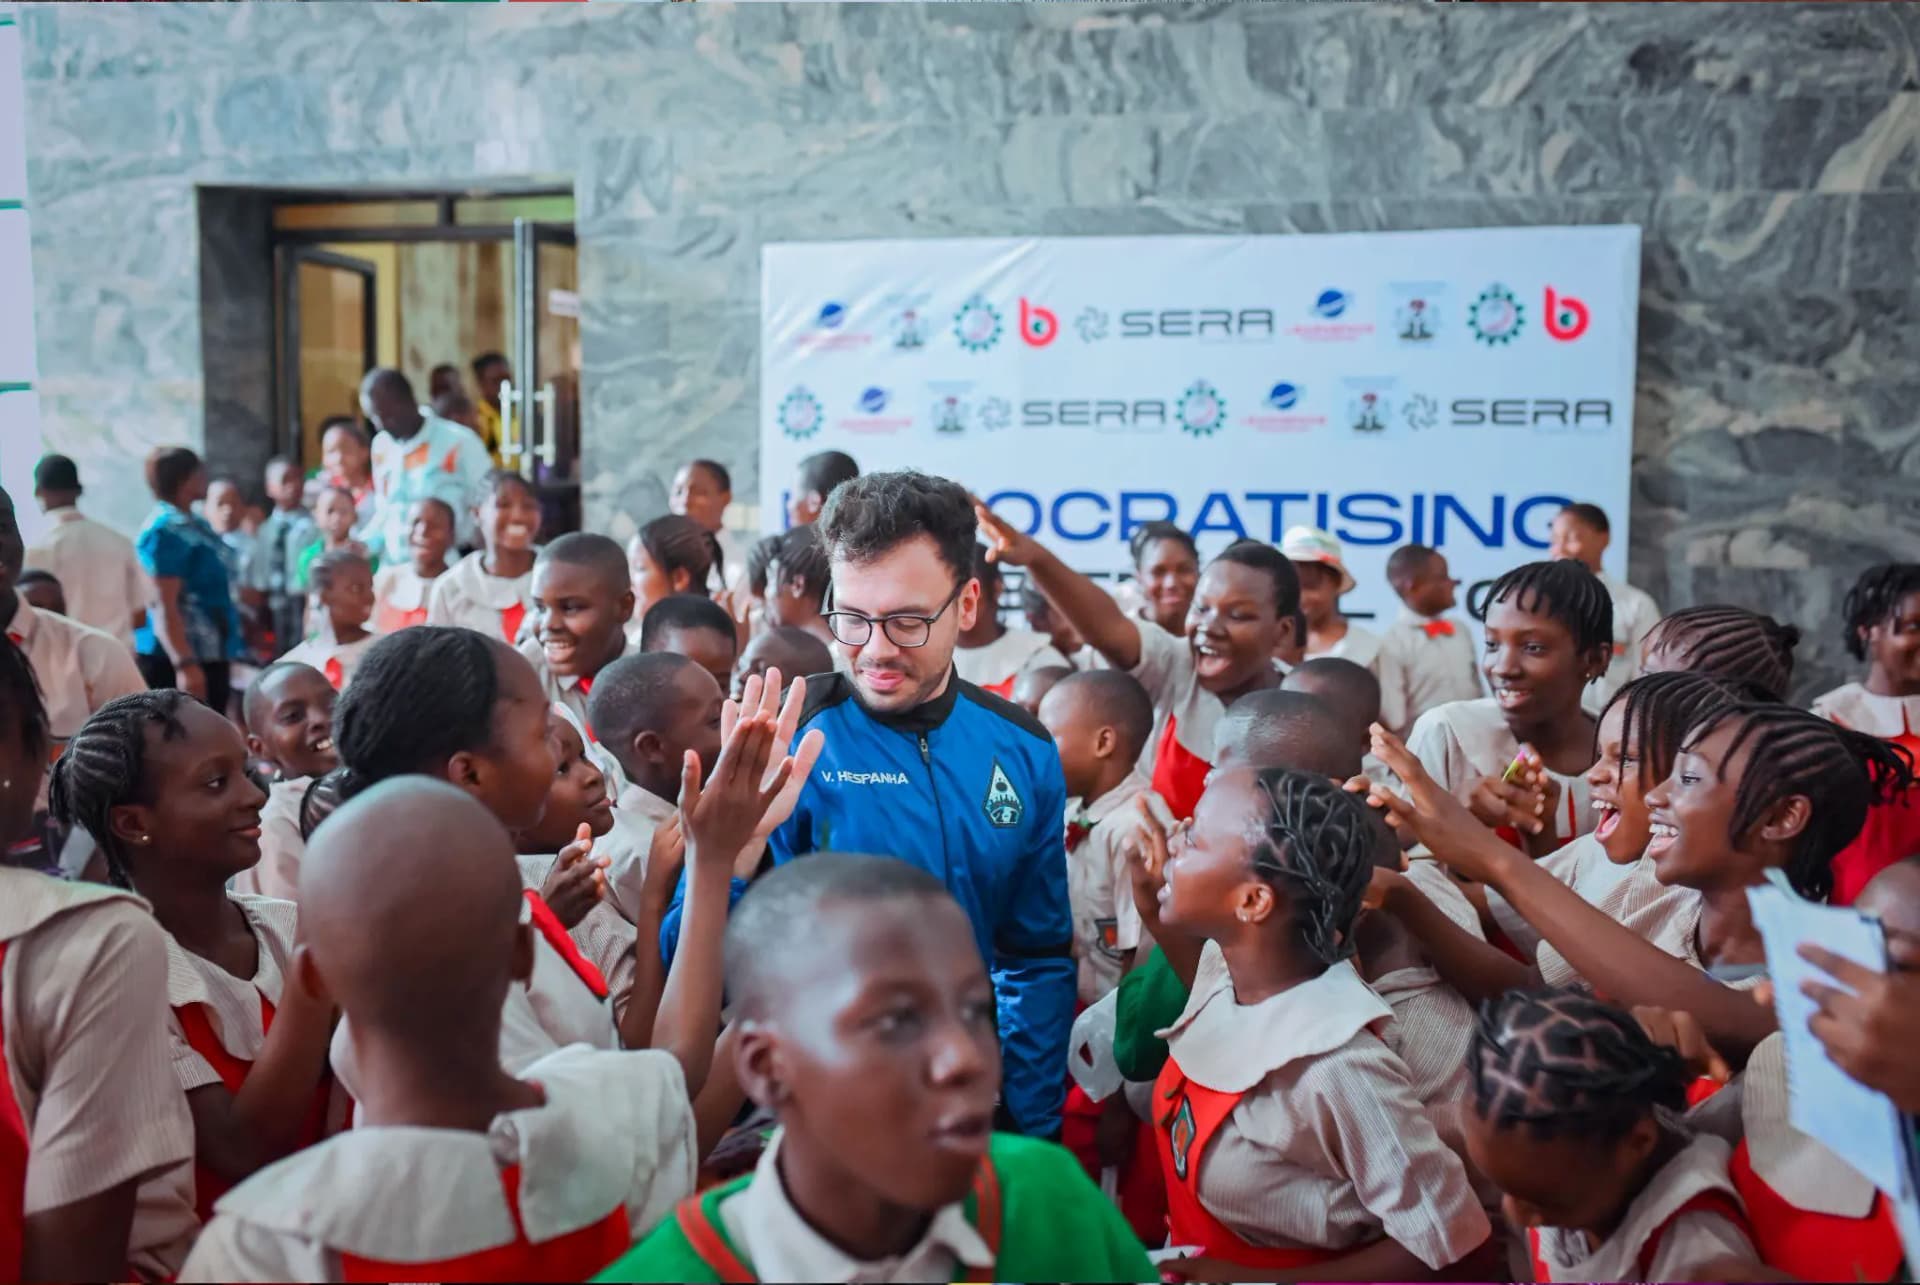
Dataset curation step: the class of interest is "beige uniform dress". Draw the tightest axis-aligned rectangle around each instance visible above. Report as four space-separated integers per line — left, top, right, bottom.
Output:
952 628 1070 696
1372 861 1483 1113
0 871 194 1278
425 552 535 645
1303 622 1382 671
1530 1133 1753 1281
1065 771 1157 1006
1582 570 1660 718
178 1044 697 1282
231 777 312 904
23 506 152 648
7 600 147 809
1405 698 1595 846
1373 610 1482 739
515 853 640 1029
1157 943 1491 1268
604 781 678 924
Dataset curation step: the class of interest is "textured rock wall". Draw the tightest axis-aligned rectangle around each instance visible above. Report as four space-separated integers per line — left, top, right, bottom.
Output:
19 2 1920 697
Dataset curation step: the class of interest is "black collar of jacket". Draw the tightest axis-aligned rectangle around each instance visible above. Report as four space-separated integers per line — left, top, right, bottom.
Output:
848 666 962 735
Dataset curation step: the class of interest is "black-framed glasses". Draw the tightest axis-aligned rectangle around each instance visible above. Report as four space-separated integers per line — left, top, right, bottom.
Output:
824 581 966 649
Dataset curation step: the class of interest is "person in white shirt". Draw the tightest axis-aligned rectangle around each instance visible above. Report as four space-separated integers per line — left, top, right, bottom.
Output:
953 544 1069 697
1282 525 1382 670
22 454 151 649
669 458 749 595
1549 503 1659 716
359 367 492 562
1373 544 1481 737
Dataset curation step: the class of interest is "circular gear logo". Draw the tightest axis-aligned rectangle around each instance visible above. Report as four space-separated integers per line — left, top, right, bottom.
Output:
1468 283 1524 346
952 296 1003 353
778 387 823 440
1178 381 1227 438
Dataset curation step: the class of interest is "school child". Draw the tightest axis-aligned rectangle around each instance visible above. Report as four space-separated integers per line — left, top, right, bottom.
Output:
785 449 860 529
280 550 378 690
1639 604 1800 701
178 768 763 1282
520 533 637 740
1811 563 1920 903
1132 766 1490 1277
1405 559 1613 851
427 470 541 644
639 594 740 698
1011 663 1072 719
47 690 340 1276
1368 701 1913 1060
954 545 1071 698
596 854 1156 1284
1282 525 1381 670
1281 656 1383 783
1374 543 1481 737
14 570 63 617
626 515 721 647
0 635 194 1282
1549 502 1661 715
670 459 746 595
292 487 374 595
1116 520 1199 638
23 453 151 649
978 502 1297 823
232 661 338 903
731 626 832 704
243 456 316 659
1020 580 1087 668
759 524 834 648
369 496 454 633
1274 602 1308 671
1464 988 1757 1282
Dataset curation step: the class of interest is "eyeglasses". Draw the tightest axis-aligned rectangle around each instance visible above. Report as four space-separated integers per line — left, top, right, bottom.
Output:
824 581 965 649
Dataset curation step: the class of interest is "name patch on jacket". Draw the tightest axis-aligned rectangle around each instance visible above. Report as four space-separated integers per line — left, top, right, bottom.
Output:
821 769 912 786
984 759 1024 828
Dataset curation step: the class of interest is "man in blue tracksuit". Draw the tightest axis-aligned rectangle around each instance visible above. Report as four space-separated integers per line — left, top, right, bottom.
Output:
660 470 1075 1138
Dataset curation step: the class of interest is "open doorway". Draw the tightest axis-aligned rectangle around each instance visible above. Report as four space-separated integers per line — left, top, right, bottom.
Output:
269 190 582 535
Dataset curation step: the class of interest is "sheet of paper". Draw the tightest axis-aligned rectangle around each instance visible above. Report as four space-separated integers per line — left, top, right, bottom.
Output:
1748 871 1906 1195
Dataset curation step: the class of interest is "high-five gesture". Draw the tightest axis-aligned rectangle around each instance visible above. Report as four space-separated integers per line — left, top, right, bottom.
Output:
722 667 826 845
679 712 794 872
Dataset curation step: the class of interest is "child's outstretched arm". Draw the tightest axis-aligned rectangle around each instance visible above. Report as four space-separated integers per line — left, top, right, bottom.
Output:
616 814 684 1052
1369 724 1778 1060
1364 861 1537 1004
974 498 1145 672
188 945 337 1183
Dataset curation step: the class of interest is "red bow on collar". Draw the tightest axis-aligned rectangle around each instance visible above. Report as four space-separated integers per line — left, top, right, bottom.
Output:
1422 619 1456 638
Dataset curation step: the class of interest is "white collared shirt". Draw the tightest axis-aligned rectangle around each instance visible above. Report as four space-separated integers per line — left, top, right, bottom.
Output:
952 628 1070 694
371 564 441 634
1374 609 1483 737
425 551 535 644
23 507 151 647
714 1130 995 1285
1532 1134 1752 1281
6 599 147 808
280 633 380 692
1582 570 1660 717
1813 681 1920 742
1304 621 1382 670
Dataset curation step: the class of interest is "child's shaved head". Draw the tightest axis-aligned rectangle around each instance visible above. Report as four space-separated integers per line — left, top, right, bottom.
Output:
1213 689 1362 781
1281 657 1380 771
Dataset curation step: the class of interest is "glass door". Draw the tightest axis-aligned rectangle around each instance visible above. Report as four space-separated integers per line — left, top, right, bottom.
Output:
276 247 378 462
503 219 581 536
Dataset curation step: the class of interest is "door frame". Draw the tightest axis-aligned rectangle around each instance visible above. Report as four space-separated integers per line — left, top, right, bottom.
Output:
274 246 379 463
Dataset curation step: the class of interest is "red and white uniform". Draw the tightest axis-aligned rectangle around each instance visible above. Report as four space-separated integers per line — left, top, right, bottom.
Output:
179 1043 697 1283
7 600 146 808
1129 623 1238 823
427 553 534 646
1065 772 1157 1006
280 634 379 693
0 870 194 1281
954 629 1070 700
1153 943 1489 1271
1811 682 1920 905
518 639 636 758
370 564 440 635
1373 610 1482 738
1405 698 1595 846
1304 622 1382 671
231 777 312 904
1528 1134 1753 1281
515 855 640 1029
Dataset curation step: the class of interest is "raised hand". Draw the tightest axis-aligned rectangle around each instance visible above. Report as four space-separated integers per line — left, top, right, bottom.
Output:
1631 1004 1731 1085
1800 943 1920 1114
1121 793 1178 939
540 822 609 930
678 713 796 874
1366 723 1512 883
970 494 1044 568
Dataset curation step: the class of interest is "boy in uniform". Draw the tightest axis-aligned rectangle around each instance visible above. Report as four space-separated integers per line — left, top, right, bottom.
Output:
521 533 638 742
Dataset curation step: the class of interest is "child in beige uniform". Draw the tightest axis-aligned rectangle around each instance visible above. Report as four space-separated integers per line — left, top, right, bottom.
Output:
518 534 637 752
1374 544 1481 737
0 637 194 1282
1464 989 1757 1282
1135 767 1490 1277
954 546 1070 698
233 661 339 904
427 472 541 644
279 550 379 691
369 496 452 633
178 779 708 1283
47 691 339 1277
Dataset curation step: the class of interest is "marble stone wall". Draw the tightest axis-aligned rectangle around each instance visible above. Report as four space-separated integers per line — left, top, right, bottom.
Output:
20 2 1920 698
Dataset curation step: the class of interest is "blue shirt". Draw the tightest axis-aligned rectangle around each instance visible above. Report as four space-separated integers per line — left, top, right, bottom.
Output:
135 504 242 661
662 671 1076 1138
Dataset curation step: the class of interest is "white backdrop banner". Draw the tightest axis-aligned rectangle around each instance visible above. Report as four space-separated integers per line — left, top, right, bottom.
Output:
760 226 1641 623
0 10 46 537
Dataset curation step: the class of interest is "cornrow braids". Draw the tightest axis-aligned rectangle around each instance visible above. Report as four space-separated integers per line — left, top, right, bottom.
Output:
744 533 783 598
774 525 829 600
1643 605 1799 700
1841 563 1920 662
638 514 721 592
0 633 48 768
1245 768 1376 966
331 628 502 803
1603 671 1738 788
1687 702 1916 902
1478 559 1613 655
1469 988 1689 1140
46 690 194 889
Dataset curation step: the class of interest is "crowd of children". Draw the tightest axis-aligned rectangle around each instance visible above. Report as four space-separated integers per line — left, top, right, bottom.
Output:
4 431 1920 1284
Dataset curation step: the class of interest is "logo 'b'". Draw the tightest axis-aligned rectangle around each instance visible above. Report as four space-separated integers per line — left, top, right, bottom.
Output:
1020 298 1059 347
1545 287 1590 341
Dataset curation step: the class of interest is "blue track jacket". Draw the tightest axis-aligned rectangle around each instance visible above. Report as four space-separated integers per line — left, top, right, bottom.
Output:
659 670 1074 1138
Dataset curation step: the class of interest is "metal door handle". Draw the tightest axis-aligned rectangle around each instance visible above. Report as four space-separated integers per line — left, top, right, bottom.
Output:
535 382 557 466
499 379 522 460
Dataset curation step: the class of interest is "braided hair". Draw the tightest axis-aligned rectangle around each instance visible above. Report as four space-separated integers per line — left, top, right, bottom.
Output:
1602 671 1737 788
1686 702 1916 902
1643 605 1799 700
330 628 502 804
1841 563 1920 661
46 690 194 888
1470 988 1689 1140
774 525 830 602
744 533 783 599
637 514 722 593
1477 559 1613 655
1244 768 1376 966
0 632 48 769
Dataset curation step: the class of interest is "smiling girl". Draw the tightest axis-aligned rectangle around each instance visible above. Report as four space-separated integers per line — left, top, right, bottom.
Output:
426 470 541 644
1121 521 1200 639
